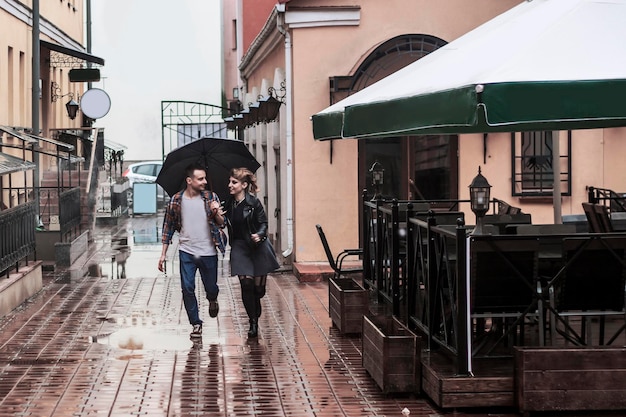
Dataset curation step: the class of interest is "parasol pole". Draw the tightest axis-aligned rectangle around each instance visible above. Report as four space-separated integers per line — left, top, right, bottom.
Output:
552 132 562 224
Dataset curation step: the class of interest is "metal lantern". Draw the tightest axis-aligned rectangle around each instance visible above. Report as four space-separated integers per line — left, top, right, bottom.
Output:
65 99 79 120
369 161 384 200
469 166 491 234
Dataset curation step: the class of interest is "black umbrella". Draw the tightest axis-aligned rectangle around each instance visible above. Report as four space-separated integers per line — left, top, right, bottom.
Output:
156 137 261 200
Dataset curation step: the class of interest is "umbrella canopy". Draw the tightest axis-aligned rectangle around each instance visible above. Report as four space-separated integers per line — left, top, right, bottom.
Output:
156 137 260 200
312 0 626 140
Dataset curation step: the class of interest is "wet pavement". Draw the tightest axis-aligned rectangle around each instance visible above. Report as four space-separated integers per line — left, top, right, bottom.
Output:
0 212 525 417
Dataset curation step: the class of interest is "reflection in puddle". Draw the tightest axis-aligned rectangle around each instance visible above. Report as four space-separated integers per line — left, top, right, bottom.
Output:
94 327 225 351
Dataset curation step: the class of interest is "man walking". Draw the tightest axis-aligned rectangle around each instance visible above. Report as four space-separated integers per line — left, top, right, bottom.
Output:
158 163 226 338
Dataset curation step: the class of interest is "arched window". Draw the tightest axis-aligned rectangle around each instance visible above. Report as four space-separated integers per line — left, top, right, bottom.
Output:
330 34 447 103
329 34 457 201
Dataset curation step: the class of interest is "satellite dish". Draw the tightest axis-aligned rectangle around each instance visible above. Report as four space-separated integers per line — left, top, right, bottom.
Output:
80 88 111 119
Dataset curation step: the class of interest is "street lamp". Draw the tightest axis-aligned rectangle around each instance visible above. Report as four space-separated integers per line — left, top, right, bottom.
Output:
469 166 491 234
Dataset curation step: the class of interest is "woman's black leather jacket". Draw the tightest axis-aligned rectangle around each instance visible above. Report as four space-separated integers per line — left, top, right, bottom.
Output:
225 192 268 247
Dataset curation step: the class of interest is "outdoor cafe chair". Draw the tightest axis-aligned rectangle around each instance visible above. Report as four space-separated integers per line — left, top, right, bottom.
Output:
547 236 626 346
582 202 614 233
470 236 543 356
315 224 363 280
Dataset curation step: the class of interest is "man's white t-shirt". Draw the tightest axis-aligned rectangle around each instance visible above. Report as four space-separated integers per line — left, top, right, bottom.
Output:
179 193 217 256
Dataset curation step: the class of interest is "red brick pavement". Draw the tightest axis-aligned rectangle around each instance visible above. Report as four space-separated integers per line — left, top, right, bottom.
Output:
0 214 588 417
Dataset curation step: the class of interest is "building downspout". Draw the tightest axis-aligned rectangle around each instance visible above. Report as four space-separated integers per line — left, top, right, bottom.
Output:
32 0 41 224
276 5 294 258
236 0 245 97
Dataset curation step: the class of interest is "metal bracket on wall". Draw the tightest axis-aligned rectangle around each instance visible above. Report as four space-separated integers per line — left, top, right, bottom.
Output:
483 133 488 164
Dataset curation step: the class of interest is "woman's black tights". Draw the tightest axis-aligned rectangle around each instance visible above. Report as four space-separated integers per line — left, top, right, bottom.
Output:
239 275 267 332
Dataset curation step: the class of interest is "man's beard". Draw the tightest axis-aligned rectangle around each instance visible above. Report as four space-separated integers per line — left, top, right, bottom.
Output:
190 182 205 193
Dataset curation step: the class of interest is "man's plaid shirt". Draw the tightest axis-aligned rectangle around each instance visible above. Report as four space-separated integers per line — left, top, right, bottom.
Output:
161 189 227 255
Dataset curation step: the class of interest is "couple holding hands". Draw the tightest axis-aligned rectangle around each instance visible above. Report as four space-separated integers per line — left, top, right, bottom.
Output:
157 163 279 339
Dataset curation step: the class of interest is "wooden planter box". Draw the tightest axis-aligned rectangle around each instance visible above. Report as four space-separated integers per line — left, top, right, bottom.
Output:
329 278 368 334
515 346 626 412
362 315 421 394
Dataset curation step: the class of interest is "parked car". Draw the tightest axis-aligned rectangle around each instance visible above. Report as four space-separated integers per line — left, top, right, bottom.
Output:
122 161 166 200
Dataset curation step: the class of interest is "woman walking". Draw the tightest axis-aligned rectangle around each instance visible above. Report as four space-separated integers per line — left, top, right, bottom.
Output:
224 168 280 338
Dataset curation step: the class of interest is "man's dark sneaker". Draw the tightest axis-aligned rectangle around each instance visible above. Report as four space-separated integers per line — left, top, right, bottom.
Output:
190 324 202 338
209 300 219 318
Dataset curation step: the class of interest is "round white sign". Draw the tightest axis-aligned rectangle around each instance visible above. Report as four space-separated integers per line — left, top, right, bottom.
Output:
80 88 111 119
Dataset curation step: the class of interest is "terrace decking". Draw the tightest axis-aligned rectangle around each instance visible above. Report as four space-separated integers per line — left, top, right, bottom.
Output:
421 328 626 411
353 196 626 413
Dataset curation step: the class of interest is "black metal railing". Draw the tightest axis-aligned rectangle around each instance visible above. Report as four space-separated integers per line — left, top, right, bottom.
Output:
363 197 468 365
59 188 81 238
38 186 82 241
407 213 467 357
588 186 626 213
0 201 36 275
364 195 626 376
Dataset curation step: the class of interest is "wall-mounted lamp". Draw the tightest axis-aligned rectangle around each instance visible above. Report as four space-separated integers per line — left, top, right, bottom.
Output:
369 161 384 200
51 81 80 120
469 166 491 235
65 99 79 120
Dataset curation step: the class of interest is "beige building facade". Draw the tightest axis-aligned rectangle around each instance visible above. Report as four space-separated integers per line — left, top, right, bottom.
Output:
224 0 626 266
1 0 89 130
1 0 100 209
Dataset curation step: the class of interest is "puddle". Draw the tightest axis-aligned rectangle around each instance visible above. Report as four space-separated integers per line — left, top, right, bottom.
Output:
93 327 224 351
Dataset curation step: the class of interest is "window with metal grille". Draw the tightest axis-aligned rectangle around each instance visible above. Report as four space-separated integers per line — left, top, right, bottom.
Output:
511 131 571 197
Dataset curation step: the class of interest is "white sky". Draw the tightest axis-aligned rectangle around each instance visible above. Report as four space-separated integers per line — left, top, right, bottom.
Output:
90 0 223 161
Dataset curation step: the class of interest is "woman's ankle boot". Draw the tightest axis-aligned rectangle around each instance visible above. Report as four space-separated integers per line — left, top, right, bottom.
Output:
248 319 258 338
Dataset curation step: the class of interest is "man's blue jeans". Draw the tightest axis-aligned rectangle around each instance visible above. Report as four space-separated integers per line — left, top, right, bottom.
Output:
179 250 218 325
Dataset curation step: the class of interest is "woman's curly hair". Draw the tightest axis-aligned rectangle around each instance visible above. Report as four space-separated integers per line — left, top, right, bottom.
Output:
230 167 259 194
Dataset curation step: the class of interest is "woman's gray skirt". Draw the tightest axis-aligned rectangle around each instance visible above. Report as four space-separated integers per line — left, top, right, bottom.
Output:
230 239 280 276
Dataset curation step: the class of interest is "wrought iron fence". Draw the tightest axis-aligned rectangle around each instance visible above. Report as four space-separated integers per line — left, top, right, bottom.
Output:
0 201 36 275
587 186 626 213
363 195 626 377
362 197 472 375
38 186 81 240
59 188 81 237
